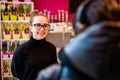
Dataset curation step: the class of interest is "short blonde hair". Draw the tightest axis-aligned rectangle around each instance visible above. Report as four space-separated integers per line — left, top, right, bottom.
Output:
30 10 49 26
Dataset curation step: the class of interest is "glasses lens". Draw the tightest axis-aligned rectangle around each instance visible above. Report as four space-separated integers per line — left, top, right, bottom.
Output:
43 24 50 29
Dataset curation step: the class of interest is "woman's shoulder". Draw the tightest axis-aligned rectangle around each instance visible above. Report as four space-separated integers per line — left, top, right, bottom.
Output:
45 41 56 48
13 41 29 54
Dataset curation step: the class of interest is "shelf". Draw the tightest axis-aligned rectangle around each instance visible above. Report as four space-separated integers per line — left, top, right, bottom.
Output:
2 76 19 80
49 31 69 33
1 21 30 23
1 39 29 42
2 76 13 78
2 58 12 60
0 1 33 4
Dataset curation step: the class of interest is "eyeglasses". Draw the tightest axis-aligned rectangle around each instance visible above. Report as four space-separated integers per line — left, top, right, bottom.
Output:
33 23 50 30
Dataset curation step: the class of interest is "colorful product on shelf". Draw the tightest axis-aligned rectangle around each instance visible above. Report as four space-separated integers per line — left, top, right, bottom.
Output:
2 51 8 58
24 4 31 21
12 23 20 39
12 31 20 39
10 12 17 21
24 14 30 21
2 60 12 77
40 9 69 23
3 31 11 40
21 23 30 39
18 4 24 21
1 2 33 21
2 12 9 21
2 23 12 40
18 13 24 20
22 30 30 39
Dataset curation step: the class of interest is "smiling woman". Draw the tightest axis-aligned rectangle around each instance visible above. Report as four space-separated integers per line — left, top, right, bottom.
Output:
29 11 50 40
11 10 57 80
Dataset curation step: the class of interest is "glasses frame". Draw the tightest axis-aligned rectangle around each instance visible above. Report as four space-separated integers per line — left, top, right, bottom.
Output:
32 23 50 30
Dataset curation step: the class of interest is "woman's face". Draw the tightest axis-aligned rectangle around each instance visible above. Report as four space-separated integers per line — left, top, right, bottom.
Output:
30 16 49 40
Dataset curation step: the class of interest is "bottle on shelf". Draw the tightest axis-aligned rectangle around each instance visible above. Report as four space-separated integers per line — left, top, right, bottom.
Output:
61 10 64 22
58 10 61 22
2 3 9 21
17 4 24 21
10 3 17 21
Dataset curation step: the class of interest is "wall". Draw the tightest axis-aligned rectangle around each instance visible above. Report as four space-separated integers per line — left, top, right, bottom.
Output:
32 0 74 22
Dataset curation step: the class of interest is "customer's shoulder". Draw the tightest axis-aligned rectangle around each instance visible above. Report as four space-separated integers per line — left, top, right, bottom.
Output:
37 64 62 80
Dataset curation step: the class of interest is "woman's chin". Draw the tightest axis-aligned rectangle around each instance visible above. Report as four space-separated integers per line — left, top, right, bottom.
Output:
37 36 45 40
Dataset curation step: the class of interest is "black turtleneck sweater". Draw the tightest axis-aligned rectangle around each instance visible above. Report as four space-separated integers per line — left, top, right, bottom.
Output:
11 36 57 80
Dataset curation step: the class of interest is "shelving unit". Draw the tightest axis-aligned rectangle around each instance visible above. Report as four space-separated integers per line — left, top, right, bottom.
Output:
0 2 34 80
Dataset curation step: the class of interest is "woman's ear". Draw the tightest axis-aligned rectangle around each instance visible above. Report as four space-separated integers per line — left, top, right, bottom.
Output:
30 26 33 32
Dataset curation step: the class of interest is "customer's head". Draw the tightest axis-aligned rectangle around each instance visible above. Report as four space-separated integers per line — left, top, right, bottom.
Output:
73 0 120 35
30 10 50 40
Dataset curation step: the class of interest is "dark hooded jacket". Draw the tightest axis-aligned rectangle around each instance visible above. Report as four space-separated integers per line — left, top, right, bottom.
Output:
36 21 120 80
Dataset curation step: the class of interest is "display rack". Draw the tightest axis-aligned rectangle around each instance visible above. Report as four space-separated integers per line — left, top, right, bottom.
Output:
0 1 34 80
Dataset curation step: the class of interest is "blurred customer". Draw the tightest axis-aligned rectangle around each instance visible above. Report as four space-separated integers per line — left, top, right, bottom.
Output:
36 0 120 80
11 11 57 80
